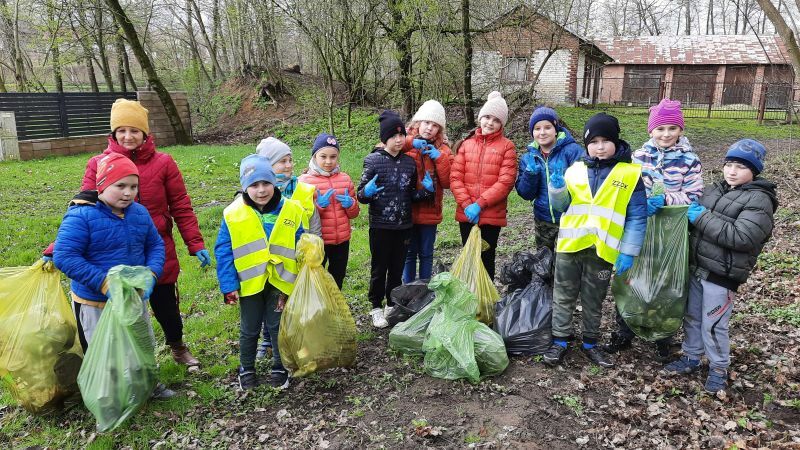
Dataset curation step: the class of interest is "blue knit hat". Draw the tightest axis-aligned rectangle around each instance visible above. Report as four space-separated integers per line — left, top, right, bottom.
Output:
725 139 766 175
239 154 276 190
311 133 339 156
528 107 559 136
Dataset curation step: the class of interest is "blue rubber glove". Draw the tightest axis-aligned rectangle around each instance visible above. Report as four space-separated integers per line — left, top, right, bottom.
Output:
647 195 665 217
141 275 156 301
364 174 384 198
687 202 706 224
412 138 428 150
422 145 441 160
465 203 481 224
422 171 435 192
335 189 354 209
522 153 540 176
316 188 335 208
41 255 53 263
549 163 565 189
615 254 634 275
196 249 211 268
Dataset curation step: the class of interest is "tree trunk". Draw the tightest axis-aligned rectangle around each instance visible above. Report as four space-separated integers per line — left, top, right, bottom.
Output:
461 0 475 128
114 20 127 92
684 0 691 34
756 0 800 78
105 0 191 144
94 1 115 91
11 0 27 91
186 0 212 85
388 0 414 118
0 70 7 92
84 50 100 92
47 0 63 92
191 0 224 79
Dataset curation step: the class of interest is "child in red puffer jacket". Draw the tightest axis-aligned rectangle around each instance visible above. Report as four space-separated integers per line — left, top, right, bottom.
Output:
298 133 360 288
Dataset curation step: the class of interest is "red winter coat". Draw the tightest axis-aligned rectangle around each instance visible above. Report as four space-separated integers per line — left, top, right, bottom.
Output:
81 135 205 285
450 127 518 226
298 171 359 245
403 129 452 225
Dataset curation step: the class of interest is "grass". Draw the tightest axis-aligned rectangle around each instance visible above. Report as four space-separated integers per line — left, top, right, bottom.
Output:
0 105 796 447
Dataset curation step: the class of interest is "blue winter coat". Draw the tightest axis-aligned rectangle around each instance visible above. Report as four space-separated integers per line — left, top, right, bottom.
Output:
54 200 165 302
214 193 305 295
549 140 648 257
515 128 584 223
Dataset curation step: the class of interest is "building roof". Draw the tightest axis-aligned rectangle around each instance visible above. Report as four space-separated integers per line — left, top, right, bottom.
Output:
594 35 790 65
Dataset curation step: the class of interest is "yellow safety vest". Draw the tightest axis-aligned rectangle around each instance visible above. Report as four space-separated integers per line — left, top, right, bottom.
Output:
291 181 316 230
556 161 642 264
223 196 304 296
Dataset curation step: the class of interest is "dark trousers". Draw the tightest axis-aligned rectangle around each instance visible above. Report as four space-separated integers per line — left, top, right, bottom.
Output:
534 218 560 251
403 224 438 283
73 282 183 352
241 283 284 371
459 222 501 281
369 227 412 308
324 241 350 289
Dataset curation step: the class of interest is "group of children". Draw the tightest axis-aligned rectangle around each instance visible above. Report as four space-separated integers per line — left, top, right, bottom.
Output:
48 92 775 397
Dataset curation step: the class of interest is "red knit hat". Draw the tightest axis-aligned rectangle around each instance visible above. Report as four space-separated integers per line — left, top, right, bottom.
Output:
96 153 139 193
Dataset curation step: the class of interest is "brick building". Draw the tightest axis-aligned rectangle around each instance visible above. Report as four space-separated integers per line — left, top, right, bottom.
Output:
594 35 795 108
472 5 612 105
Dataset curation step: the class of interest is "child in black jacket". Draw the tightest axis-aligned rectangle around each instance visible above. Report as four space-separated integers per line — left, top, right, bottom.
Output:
357 110 434 328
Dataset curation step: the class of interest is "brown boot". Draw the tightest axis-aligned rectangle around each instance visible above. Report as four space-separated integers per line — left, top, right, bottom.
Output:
170 342 200 366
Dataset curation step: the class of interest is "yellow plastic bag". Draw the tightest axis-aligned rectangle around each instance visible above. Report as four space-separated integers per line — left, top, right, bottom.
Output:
0 260 83 413
452 225 500 326
278 234 357 377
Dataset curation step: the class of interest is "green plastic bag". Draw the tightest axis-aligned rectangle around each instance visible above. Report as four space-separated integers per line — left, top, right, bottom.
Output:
389 272 476 355
279 234 357 377
452 226 500 326
612 206 689 341
0 260 83 413
474 322 509 377
77 265 158 432
422 310 480 383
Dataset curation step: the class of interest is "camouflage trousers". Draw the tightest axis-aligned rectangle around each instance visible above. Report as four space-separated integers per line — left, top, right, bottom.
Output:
534 218 559 251
551 248 613 345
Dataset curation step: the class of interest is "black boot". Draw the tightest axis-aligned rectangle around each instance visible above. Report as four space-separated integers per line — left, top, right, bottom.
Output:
602 332 633 354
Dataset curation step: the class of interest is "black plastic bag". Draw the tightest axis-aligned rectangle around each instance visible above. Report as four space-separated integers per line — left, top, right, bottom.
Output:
494 278 553 355
498 247 553 291
386 280 435 327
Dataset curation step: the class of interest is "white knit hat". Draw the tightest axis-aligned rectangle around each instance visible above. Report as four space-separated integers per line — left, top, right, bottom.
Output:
256 137 292 166
478 91 509 127
411 99 446 131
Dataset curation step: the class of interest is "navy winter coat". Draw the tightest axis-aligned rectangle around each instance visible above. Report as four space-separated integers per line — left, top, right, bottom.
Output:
549 140 648 257
54 200 165 302
515 128 584 222
356 147 432 230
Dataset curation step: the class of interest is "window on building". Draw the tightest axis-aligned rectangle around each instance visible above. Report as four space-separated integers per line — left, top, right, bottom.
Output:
501 57 529 82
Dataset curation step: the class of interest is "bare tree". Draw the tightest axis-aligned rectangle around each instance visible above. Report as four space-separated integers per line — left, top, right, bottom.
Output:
756 0 800 77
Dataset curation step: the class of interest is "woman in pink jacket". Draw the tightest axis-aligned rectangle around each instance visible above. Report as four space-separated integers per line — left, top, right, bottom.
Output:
299 133 360 288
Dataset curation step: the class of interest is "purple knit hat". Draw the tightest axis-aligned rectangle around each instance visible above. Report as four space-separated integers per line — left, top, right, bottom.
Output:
648 99 685 133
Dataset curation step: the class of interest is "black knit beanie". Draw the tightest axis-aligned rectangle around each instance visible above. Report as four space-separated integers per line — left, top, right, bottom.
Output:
379 110 406 144
583 113 620 146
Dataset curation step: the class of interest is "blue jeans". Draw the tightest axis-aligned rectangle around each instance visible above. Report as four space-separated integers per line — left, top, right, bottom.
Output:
403 224 437 283
241 284 284 371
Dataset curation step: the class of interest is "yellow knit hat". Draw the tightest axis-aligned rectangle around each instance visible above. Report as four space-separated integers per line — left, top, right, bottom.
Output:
110 99 150 134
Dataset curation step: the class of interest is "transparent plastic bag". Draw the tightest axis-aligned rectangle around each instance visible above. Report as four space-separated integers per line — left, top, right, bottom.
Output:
77 265 158 432
422 310 480 383
611 206 689 341
0 260 83 413
452 226 500 325
473 322 509 377
279 234 357 377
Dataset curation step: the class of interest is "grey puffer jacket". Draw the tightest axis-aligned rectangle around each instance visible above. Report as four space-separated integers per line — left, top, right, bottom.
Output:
690 178 777 290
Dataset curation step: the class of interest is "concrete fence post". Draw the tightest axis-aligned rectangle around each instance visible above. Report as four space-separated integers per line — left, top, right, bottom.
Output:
0 111 20 161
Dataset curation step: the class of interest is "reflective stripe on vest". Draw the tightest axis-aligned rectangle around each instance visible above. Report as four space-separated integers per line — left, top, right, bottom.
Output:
556 161 641 264
291 181 316 230
223 196 304 296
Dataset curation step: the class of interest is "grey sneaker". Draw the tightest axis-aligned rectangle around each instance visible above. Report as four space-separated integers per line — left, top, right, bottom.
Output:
704 369 728 393
542 343 568 367
660 356 701 376
151 382 176 400
581 346 614 368
269 370 290 390
238 368 259 390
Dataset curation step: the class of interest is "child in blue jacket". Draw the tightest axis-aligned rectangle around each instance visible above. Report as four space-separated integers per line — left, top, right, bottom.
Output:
542 113 647 369
53 153 172 398
215 155 304 391
515 106 584 250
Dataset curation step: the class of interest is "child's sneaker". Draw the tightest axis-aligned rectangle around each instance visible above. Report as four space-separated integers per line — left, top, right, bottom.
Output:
256 339 272 360
238 368 259 390
704 368 728 393
151 382 176 399
655 340 672 363
542 343 568 367
370 308 388 328
582 346 614 368
601 332 632 354
384 305 395 319
269 369 290 390
660 356 701 376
